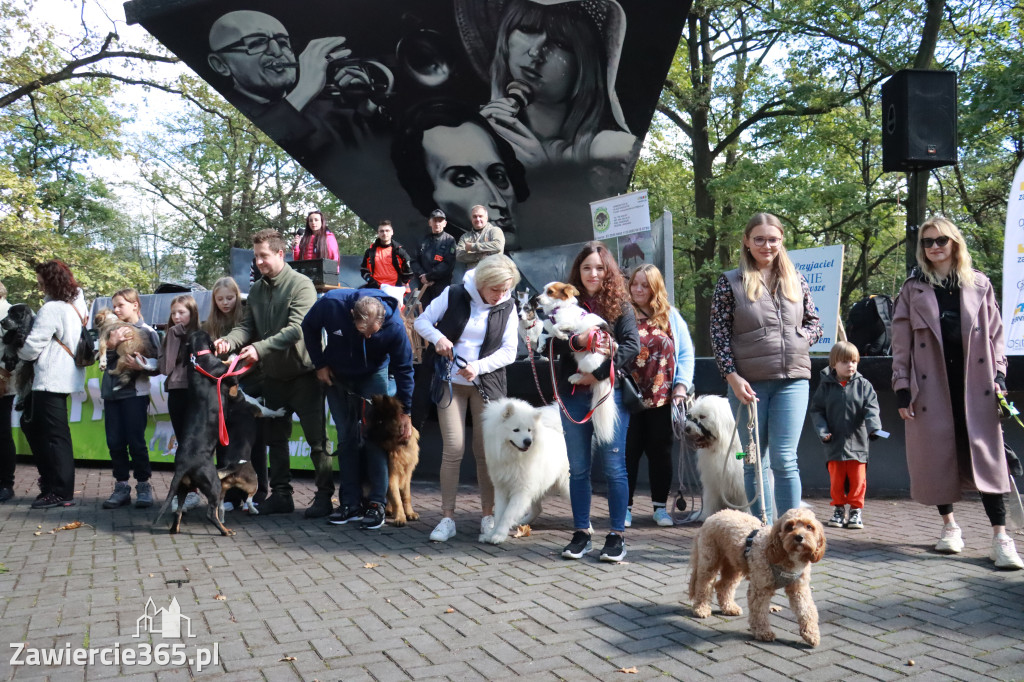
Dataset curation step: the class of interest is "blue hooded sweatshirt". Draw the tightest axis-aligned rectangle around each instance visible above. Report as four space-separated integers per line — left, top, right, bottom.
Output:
301 289 414 413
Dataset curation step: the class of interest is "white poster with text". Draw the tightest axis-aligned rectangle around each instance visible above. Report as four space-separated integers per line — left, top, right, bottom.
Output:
788 244 845 353
590 190 651 240
1001 159 1024 355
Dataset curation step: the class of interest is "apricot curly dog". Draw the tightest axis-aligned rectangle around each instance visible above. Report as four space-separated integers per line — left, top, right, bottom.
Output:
688 508 826 646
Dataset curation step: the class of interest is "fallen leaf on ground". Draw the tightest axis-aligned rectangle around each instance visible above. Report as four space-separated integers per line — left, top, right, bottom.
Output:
363 563 379 569
444 608 455 614
618 667 638 674
513 524 532 538
907 660 915 666
33 532 42 536
148 574 154 578
52 521 85 532
213 594 227 600
769 605 782 613
280 656 296 662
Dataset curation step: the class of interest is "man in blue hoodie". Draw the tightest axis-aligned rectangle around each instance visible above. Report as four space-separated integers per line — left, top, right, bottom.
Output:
301 289 414 530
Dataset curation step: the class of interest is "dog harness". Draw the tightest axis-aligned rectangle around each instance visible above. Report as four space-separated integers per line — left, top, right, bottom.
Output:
191 350 253 447
743 528 803 588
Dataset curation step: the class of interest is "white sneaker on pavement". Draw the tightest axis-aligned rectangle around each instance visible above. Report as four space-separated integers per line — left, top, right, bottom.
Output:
935 523 964 554
991 534 1024 570
430 517 456 542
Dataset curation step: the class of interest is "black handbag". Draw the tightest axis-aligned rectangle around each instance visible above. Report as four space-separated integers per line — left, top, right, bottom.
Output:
618 370 644 414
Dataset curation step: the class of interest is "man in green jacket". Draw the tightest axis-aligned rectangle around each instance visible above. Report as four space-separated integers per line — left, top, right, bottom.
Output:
214 229 333 518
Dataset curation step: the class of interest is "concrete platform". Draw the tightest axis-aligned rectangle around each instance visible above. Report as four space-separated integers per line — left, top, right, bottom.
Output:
1 464 1022 681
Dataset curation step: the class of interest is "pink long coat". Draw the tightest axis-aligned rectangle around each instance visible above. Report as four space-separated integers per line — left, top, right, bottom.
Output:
891 272 1009 505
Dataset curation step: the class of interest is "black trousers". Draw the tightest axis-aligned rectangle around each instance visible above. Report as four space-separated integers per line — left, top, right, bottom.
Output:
263 372 330 497
0 394 16 488
625 403 674 506
104 395 151 482
21 391 75 499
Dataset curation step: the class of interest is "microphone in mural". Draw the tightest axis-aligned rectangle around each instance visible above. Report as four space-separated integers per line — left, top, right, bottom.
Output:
505 78 533 118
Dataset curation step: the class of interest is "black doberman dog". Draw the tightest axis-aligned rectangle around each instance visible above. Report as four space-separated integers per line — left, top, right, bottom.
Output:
154 330 248 536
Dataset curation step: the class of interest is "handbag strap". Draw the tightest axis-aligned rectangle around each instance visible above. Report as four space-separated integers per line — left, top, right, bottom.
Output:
53 301 87 359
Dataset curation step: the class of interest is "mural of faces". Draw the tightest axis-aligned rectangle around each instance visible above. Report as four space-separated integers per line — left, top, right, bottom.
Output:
421 121 518 235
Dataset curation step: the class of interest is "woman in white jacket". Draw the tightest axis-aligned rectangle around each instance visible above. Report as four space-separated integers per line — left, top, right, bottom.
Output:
414 255 520 542
18 260 87 508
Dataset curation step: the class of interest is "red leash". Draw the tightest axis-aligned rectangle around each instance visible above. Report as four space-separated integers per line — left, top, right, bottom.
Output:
547 330 615 426
191 350 253 446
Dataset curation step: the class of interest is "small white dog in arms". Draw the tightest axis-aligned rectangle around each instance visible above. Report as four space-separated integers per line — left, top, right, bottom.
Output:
535 281 618 444
682 395 750 521
478 398 571 544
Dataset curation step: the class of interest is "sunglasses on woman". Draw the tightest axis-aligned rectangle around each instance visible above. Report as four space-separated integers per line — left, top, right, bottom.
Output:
921 236 951 248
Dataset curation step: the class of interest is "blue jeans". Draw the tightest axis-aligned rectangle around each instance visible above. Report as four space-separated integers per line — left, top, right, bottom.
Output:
326 365 393 509
559 387 630 533
728 379 809 523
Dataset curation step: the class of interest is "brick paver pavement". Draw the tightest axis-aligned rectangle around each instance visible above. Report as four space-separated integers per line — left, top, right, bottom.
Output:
1 463 1022 681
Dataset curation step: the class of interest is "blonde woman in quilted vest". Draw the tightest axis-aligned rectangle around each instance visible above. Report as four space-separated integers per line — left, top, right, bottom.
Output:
710 213 822 522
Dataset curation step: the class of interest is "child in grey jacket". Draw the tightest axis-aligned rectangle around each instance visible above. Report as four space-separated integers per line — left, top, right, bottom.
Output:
810 341 882 529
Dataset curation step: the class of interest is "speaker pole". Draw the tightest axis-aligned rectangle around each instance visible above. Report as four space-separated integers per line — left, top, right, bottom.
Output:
906 169 928 276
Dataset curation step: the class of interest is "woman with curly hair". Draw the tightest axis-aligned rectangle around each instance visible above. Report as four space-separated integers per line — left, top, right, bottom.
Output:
624 264 694 527
18 260 89 508
554 241 639 562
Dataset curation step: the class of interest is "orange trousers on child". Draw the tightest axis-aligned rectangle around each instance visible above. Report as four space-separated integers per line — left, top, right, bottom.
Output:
827 460 866 508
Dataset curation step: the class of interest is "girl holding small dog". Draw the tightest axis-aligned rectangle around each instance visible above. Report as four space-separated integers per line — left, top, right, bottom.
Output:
892 217 1022 570
414 254 521 542
555 242 639 562
624 264 694 528
710 212 822 523
101 288 160 510
18 260 88 508
810 341 881 530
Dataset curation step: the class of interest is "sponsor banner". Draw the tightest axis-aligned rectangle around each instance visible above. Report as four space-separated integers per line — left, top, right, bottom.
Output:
1002 159 1024 355
788 244 845 353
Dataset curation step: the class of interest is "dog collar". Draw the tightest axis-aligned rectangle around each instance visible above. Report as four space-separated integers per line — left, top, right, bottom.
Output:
744 528 803 587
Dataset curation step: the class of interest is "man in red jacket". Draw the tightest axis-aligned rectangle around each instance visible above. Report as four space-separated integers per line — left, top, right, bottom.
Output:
360 220 413 289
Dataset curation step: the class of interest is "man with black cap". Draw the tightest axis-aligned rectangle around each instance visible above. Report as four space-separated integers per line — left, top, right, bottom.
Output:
411 209 457 308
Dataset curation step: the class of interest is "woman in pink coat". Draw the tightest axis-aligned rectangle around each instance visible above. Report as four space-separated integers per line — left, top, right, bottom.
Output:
292 210 340 263
892 217 1022 570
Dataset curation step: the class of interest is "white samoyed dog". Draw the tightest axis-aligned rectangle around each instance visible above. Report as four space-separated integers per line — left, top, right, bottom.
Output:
535 281 618 444
479 398 570 544
682 395 750 520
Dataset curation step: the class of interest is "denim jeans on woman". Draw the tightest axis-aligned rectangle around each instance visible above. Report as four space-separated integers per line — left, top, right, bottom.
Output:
326 364 393 510
728 378 808 523
559 386 630 533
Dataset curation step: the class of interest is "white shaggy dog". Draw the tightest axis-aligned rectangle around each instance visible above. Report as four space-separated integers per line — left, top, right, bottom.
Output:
682 395 749 520
535 281 618 444
479 398 570 544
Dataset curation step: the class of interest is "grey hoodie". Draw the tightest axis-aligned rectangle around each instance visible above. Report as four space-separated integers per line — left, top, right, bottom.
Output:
809 367 882 463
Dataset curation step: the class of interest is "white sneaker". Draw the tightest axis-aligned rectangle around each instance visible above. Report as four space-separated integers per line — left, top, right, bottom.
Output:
653 507 674 527
935 523 964 554
480 515 495 536
992 534 1024 570
430 517 456 542
182 491 202 512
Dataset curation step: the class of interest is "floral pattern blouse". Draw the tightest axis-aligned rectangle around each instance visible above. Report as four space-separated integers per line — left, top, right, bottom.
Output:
710 272 823 377
629 317 675 408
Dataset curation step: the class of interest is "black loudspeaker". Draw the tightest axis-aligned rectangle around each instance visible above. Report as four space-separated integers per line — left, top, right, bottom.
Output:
881 70 957 172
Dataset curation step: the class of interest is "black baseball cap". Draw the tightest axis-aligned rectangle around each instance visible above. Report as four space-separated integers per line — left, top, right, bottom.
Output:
429 209 446 219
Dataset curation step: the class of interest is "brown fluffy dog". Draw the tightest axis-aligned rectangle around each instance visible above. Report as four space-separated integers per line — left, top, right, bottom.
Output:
95 309 156 387
365 395 420 527
688 508 826 647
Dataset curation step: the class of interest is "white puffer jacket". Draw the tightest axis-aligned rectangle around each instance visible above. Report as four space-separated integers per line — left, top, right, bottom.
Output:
18 289 87 394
